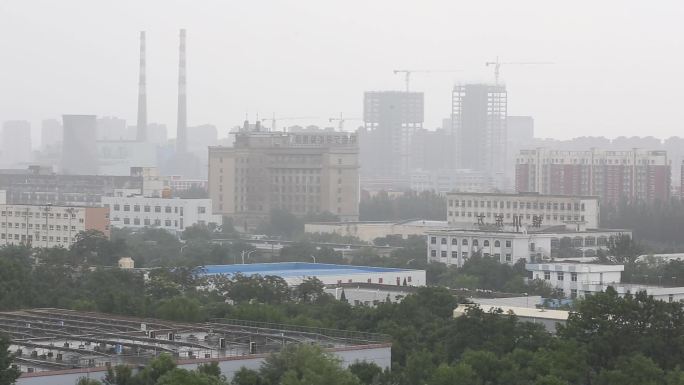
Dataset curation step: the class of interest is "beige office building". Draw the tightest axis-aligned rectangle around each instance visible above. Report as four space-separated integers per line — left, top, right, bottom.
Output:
0 204 110 248
209 124 359 227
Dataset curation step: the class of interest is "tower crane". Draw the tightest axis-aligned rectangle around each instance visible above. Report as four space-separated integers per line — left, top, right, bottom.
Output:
329 113 362 131
485 57 553 85
261 114 318 132
392 69 462 92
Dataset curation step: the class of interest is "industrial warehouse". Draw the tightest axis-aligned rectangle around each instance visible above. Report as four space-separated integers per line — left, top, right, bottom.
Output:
3 309 391 385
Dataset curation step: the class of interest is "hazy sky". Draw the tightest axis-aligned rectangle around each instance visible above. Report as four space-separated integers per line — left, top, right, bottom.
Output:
1 0 683 143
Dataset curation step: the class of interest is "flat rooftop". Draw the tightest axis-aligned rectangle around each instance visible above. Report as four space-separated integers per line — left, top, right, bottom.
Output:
426 227 631 235
445 191 600 200
201 262 416 278
1 308 388 375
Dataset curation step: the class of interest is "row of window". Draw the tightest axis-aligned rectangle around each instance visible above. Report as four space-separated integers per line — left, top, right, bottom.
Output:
448 200 586 211
113 217 181 228
1 222 77 231
430 250 513 262
1 211 78 219
449 211 585 222
430 237 512 248
541 271 578 282
1 233 74 243
107 204 204 214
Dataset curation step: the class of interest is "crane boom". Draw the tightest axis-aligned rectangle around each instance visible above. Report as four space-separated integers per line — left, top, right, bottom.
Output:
393 69 462 92
261 115 318 132
485 57 553 85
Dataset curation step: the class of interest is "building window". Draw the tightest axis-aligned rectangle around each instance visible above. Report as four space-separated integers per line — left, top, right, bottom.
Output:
451 238 458 245
571 272 577 282
123 218 130 225
505 254 511 262
494 240 500 247
544 271 550 280
123 205 130 212
165 206 172 213
430 237 436 244
441 251 447 258
134 205 140 212
144 206 151 212
557 272 564 281
483 240 490 247
155 206 161 213
144 219 150 226
440 238 447 245
571 289 577 299
133 218 140 225
451 251 457 259
494 253 500 259
462 239 468 245
462 252 468 259
198 207 206 214
472 239 479 246
505 240 511 248
164 220 172 226
430 250 436 257
113 204 120 211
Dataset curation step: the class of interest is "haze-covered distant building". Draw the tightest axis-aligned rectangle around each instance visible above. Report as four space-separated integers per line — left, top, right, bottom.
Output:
516 148 671 204
40 119 62 150
208 122 359 229
1 120 32 167
452 84 507 186
360 91 424 178
97 116 129 140
61 115 98 175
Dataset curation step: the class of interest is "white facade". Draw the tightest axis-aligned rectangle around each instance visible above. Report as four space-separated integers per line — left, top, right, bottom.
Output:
102 196 221 234
426 228 631 267
446 192 600 230
410 169 491 194
526 263 684 302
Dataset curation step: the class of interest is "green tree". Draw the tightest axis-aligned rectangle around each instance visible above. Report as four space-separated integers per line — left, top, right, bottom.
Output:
259 344 360 385
293 278 326 303
0 334 20 385
348 362 382 385
230 368 263 385
606 234 644 265
104 364 134 385
596 354 664 385
428 363 479 385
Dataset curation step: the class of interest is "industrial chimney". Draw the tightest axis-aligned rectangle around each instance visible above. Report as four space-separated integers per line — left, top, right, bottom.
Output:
176 29 187 154
136 31 147 142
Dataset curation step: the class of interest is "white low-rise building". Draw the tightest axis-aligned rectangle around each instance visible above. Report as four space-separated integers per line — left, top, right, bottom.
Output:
446 192 600 230
102 195 222 234
426 227 630 267
526 262 684 302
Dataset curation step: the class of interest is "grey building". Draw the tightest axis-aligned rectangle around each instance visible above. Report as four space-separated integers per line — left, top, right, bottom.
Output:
1 120 32 167
61 115 97 175
452 84 507 183
361 91 424 178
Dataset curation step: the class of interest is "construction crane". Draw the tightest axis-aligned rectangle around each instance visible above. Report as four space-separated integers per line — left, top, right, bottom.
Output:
261 114 318 132
393 69 462 92
485 57 553 85
329 113 362 131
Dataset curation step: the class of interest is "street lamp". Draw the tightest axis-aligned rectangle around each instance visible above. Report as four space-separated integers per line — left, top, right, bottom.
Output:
311 255 316 264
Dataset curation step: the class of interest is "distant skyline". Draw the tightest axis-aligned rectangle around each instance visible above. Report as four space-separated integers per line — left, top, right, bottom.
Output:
1 0 683 144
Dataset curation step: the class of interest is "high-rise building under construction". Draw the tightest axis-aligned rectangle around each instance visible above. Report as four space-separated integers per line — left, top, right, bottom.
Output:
451 84 507 180
360 91 423 178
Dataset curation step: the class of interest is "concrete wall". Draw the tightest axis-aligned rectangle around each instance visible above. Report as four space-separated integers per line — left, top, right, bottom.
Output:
17 345 391 385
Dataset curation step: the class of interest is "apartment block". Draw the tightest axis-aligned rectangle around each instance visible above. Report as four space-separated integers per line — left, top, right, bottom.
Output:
0 203 110 248
446 192 600 230
516 148 670 204
208 124 359 227
102 196 221 234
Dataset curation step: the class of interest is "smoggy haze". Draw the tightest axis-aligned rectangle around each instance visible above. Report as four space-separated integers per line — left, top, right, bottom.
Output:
1 0 682 142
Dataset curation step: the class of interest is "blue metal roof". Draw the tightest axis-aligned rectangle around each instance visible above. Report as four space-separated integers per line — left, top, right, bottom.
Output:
200 262 412 278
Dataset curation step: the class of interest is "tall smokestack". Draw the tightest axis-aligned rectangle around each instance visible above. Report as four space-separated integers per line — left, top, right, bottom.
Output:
176 29 187 153
136 31 147 142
